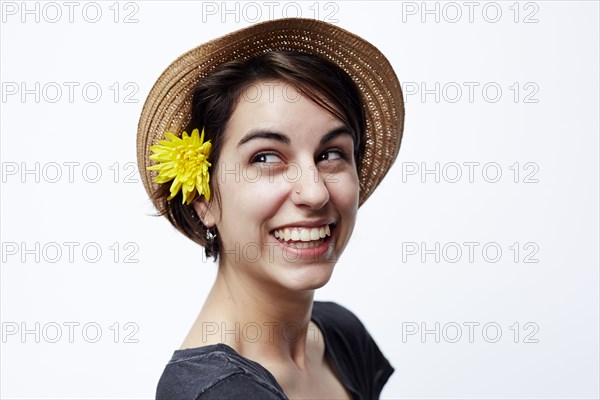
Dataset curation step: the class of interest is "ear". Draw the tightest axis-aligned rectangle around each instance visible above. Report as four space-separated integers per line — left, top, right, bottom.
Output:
193 196 219 228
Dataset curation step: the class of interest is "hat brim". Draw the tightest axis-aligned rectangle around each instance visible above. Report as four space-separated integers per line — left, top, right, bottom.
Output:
137 18 404 207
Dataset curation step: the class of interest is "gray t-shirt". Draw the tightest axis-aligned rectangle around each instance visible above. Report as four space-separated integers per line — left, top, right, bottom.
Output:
156 301 394 399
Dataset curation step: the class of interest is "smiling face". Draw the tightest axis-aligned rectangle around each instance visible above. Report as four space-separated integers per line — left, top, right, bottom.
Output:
195 80 360 292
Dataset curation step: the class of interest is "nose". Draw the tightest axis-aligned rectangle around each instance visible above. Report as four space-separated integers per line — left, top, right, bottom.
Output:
291 162 330 210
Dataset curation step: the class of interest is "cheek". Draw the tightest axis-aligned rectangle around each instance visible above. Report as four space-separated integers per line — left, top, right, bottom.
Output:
216 165 290 223
328 171 360 212
328 171 359 251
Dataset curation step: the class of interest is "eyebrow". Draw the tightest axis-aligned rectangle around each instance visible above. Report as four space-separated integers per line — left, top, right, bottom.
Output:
237 126 352 148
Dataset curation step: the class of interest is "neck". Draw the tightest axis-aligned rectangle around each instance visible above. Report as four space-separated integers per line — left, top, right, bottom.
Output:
197 262 317 369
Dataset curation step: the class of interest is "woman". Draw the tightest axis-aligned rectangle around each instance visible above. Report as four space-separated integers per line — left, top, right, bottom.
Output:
137 18 404 399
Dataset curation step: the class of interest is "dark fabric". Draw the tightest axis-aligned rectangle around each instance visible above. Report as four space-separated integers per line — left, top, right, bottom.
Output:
156 301 394 399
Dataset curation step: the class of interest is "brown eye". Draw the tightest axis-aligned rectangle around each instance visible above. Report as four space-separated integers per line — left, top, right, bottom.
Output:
318 150 344 162
251 153 282 164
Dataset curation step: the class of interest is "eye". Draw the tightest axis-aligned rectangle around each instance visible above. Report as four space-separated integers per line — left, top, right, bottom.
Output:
251 152 282 164
318 150 345 162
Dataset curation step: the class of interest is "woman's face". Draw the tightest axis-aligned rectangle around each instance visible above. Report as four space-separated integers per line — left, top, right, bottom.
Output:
196 80 360 292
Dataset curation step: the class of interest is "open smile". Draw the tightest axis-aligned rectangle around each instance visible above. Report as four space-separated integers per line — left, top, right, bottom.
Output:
271 224 334 250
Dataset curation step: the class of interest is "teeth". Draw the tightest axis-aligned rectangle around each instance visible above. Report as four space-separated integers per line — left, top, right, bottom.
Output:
273 224 332 243
310 229 320 240
300 229 310 241
291 230 300 241
286 239 325 249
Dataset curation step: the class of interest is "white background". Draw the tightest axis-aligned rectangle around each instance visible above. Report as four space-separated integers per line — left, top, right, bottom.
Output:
1 1 598 399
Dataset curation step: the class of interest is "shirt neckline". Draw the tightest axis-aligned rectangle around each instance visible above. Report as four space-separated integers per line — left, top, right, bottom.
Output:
170 301 359 399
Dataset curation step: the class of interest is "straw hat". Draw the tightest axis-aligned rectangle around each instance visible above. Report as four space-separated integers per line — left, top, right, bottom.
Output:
137 18 404 207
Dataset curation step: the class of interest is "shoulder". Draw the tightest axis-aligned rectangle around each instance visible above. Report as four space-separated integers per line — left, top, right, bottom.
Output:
312 301 395 399
156 344 285 400
312 301 369 337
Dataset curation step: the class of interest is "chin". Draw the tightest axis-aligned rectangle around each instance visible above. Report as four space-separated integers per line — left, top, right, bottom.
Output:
281 262 337 292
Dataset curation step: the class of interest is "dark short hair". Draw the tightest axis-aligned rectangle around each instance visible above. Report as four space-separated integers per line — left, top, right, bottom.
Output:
152 51 366 260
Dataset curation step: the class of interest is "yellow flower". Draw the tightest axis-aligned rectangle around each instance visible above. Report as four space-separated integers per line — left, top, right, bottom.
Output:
148 128 212 204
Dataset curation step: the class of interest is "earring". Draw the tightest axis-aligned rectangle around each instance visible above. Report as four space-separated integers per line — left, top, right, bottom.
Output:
205 227 217 243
